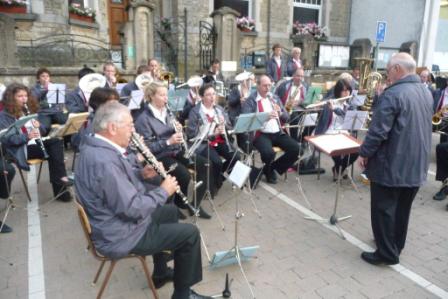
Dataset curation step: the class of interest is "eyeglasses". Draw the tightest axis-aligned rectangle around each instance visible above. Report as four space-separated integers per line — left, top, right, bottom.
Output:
386 64 398 74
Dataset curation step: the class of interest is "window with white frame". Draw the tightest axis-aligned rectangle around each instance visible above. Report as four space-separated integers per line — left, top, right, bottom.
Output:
293 0 321 25
69 0 92 9
214 0 253 19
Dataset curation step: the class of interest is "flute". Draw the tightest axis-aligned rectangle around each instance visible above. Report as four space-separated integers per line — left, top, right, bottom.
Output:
129 132 198 213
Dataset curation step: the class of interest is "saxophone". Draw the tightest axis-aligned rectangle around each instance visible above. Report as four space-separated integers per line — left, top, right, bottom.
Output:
285 84 301 113
432 106 448 126
129 132 198 213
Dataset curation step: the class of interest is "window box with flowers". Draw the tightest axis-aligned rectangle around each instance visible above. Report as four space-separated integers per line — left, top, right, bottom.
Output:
0 0 27 14
292 21 328 42
69 3 96 23
236 16 255 33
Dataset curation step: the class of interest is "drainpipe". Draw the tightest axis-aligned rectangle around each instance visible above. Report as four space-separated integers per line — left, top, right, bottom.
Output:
266 0 271 60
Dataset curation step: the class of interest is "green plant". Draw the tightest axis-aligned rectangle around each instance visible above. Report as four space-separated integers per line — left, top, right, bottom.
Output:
69 3 96 21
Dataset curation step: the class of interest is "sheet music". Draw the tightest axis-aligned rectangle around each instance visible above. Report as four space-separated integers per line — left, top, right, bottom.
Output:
342 111 368 131
310 134 360 155
302 113 318 127
129 90 144 110
351 94 366 106
47 83 66 104
115 83 126 95
228 161 251 188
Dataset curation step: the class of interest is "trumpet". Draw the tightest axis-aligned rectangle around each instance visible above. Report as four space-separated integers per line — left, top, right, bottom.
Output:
432 106 448 126
159 71 175 85
129 132 198 213
266 93 283 130
305 95 352 109
23 104 49 159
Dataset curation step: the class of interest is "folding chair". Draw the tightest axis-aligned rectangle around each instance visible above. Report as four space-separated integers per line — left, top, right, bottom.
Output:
75 200 159 299
17 159 44 202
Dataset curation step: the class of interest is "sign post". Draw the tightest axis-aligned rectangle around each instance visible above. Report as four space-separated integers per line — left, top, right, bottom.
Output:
374 21 387 70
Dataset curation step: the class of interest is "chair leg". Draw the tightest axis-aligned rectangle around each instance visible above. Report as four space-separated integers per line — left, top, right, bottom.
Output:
72 152 77 172
138 256 159 299
96 260 116 299
18 169 32 202
37 162 43 184
93 260 106 285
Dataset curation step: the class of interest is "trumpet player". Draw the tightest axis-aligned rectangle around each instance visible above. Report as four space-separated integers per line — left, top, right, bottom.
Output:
103 62 118 88
187 83 241 195
227 71 255 151
147 58 161 81
134 82 211 219
179 76 203 125
241 75 300 184
0 83 72 202
66 66 95 113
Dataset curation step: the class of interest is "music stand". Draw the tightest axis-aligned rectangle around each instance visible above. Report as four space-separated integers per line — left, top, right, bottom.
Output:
49 112 89 139
210 160 258 299
46 83 66 108
129 90 144 110
304 134 361 239
341 110 368 195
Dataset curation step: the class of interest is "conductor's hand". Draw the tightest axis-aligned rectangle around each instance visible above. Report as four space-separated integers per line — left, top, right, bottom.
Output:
357 156 368 170
168 132 183 145
161 175 178 197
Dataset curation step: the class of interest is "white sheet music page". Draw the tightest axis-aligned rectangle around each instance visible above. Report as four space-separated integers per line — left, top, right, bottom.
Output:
311 134 360 155
228 161 251 188
129 90 144 110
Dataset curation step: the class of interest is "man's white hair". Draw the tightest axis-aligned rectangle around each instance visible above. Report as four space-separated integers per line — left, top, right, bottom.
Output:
390 52 416 73
93 101 130 133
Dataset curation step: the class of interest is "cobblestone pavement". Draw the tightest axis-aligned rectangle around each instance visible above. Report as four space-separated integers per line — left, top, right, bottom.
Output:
1 134 447 299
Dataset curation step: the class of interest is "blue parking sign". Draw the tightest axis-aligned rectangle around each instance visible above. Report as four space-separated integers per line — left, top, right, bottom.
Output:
376 21 387 43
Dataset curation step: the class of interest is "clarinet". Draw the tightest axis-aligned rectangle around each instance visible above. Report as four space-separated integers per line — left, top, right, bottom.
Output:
213 106 233 152
166 104 190 159
266 93 284 134
23 104 49 159
129 132 198 213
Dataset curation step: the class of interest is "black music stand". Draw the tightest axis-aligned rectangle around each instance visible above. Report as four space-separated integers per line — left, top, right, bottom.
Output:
304 134 361 239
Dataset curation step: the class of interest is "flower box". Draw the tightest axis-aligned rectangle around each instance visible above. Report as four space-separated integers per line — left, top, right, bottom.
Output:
0 4 26 14
69 12 94 23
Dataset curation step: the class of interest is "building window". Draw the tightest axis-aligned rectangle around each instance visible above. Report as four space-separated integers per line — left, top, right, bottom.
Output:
214 0 252 18
293 0 321 25
69 0 91 9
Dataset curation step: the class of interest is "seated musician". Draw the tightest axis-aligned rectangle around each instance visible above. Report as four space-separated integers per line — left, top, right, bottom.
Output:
120 64 152 121
187 83 241 193
148 58 161 81
241 75 300 184
75 102 212 299
134 82 211 219
0 156 15 233
0 83 72 202
71 87 119 150
178 76 202 125
206 58 224 82
29 67 68 129
433 77 448 143
227 71 255 152
315 79 358 181
66 66 95 113
103 62 118 88
275 67 310 142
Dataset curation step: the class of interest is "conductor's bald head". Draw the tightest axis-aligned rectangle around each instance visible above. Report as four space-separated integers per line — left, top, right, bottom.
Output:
386 52 416 84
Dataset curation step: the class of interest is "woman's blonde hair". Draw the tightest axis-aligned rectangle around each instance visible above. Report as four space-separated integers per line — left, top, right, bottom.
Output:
144 81 166 102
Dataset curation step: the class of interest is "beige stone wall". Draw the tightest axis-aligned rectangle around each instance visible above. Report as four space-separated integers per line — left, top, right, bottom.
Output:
326 0 351 42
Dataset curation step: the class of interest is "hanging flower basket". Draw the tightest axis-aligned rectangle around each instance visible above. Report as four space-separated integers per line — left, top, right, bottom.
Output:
69 3 96 22
236 16 255 32
0 0 27 14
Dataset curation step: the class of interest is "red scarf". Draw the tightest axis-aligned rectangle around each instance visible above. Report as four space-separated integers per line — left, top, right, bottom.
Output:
206 114 224 147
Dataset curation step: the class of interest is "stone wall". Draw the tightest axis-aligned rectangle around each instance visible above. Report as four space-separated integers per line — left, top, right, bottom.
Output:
326 0 351 43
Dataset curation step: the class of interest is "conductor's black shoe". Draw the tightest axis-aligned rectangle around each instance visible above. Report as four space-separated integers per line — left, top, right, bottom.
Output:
433 186 448 201
0 221 12 233
361 251 398 266
152 267 174 289
189 290 213 299
198 207 212 219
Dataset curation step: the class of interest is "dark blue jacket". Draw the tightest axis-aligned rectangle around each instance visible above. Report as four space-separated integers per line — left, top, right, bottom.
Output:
359 74 433 187
66 86 87 113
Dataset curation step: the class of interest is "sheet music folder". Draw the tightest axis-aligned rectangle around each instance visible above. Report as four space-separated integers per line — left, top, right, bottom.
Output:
305 133 361 157
49 112 89 138
233 112 270 134
0 115 38 139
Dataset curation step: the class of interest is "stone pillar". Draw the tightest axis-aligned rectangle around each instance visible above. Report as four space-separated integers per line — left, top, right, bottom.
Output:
0 14 18 66
210 7 240 71
122 0 155 71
